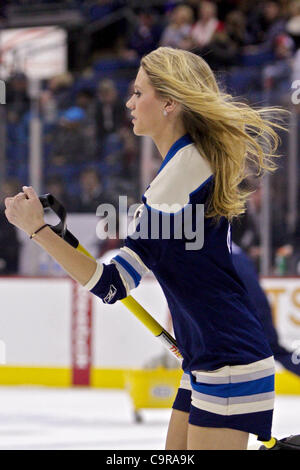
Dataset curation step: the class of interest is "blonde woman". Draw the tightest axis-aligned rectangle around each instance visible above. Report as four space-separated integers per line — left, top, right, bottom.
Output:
5 47 285 450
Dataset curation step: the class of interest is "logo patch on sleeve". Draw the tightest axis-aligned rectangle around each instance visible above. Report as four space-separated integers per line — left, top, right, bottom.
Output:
104 284 117 303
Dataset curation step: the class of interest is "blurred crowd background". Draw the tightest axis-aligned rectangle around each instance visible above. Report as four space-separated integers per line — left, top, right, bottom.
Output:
0 0 300 276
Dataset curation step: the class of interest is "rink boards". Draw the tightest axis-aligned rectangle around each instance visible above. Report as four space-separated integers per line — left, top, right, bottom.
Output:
0 276 299 394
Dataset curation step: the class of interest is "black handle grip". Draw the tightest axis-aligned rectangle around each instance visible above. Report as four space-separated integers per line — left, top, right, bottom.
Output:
64 229 79 249
39 193 67 237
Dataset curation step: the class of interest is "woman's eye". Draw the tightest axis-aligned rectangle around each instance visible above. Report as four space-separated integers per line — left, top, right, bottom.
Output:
133 91 141 97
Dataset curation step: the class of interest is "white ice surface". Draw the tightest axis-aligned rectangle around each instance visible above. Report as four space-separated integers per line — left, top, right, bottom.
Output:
0 387 298 450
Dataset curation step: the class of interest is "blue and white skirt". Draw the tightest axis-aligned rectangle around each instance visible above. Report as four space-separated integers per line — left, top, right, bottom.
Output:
172 356 275 441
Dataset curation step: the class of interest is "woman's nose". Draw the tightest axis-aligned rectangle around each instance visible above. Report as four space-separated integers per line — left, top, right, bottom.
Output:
126 94 135 109
126 95 131 107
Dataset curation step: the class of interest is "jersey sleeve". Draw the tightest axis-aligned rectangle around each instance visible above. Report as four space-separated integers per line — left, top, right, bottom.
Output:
84 204 165 303
83 261 127 304
110 203 166 291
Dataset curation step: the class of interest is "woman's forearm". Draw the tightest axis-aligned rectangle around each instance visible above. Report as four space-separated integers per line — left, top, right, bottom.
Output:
33 225 98 285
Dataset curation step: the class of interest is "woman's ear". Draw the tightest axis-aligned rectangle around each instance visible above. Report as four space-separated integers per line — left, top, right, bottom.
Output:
164 99 180 115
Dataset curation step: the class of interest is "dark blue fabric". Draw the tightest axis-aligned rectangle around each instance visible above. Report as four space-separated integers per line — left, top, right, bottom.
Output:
90 263 127 304
172 388 191 413
125 135 273 372
189 405 273 442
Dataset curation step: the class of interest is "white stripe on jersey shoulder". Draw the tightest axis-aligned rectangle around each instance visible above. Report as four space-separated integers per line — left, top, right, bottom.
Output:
84 261 104 291
144 143 213 212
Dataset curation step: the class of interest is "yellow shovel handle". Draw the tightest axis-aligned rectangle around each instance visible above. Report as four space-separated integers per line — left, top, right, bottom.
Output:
77 243 183 361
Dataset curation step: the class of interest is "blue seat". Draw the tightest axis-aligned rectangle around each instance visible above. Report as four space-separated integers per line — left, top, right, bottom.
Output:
224 67 262 96
240 50 274 67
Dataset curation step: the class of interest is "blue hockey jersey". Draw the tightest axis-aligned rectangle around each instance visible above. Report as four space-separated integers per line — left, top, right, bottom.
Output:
88 134 273 372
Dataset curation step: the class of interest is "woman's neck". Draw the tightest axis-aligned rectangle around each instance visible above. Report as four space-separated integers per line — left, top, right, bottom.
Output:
152 125 187 160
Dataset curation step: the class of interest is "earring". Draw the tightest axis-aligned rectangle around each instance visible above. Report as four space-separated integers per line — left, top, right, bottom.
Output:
163 110 168 116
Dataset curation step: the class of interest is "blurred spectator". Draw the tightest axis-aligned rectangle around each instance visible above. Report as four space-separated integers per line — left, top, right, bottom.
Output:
39 89 58 125
75 88 97 147
47 73 74 111
95 79 126 147
189 1 223 52
213 0 245 21
128 7 164 57
262 33 294 103
289 0 300 19
6 73 30 120
45 175 75 212
224 9 248 49
243 1 286 55
202 10 247 68
286 2 300 82
0 178 21 275
232 176 296 274
74 167 115 213
119 127 139 179
287 7 300 48
242 0 267 46
104 128 140 205
75 88 96 121
49 106 95 167
262 1 287 46
159 4 194 49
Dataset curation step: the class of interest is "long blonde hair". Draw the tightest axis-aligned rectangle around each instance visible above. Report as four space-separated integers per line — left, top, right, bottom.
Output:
141 47 287 222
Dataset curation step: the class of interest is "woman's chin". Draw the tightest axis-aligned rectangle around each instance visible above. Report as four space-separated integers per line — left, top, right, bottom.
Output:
132 125 143 136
